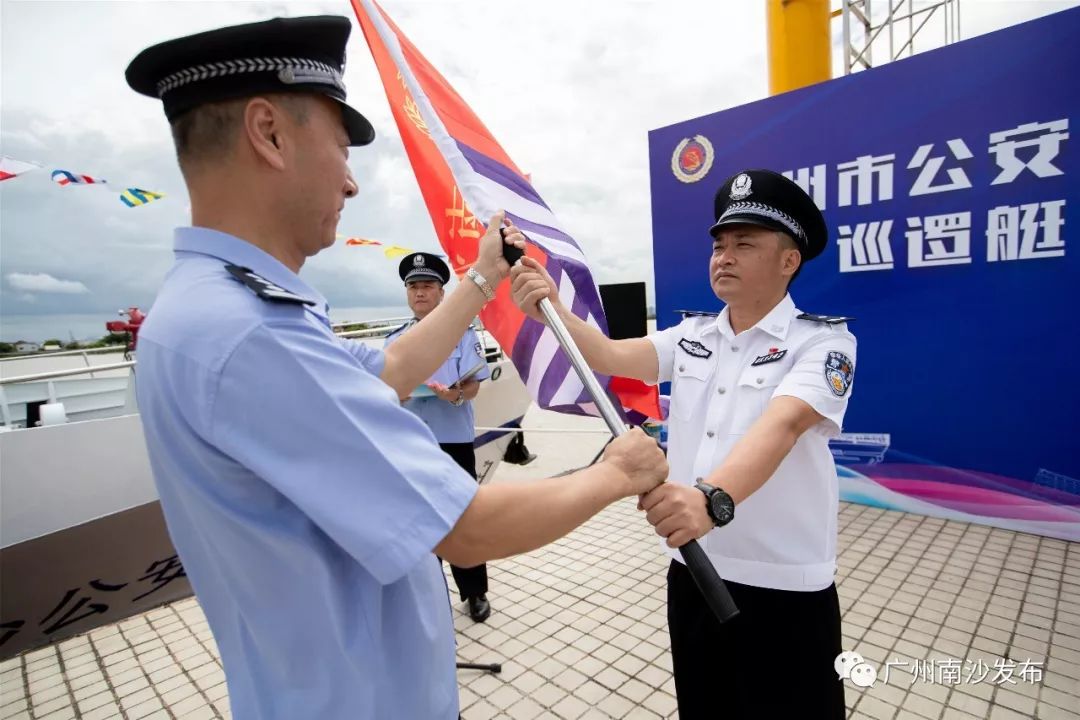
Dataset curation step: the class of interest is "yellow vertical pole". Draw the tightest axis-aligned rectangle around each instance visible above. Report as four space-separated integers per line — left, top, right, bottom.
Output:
767 0 832 95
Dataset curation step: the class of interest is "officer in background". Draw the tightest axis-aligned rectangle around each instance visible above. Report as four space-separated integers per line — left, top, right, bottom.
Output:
126 16 668 720
385 252 493 623
511 169 856 718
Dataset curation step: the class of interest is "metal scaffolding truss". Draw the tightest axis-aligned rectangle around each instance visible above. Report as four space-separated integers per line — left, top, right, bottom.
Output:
837 0 961 75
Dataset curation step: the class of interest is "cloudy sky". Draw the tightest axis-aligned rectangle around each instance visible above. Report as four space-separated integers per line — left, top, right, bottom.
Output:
1 0 1076 340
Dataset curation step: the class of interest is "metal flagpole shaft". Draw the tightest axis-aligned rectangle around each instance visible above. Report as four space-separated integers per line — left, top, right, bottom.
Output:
501 236 739 623
539 300 625 434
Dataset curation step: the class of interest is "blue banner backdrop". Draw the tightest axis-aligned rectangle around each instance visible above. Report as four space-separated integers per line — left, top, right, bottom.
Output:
648 8 1079 541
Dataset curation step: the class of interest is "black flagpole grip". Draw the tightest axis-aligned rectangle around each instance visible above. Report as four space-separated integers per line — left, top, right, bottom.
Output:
678 540 740 621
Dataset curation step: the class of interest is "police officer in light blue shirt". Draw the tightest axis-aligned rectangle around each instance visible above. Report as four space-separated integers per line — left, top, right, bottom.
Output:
125 15 668 720
386 252 494 622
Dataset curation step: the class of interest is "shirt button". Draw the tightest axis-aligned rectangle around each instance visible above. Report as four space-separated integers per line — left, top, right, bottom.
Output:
678 364 685 372
717 387 726 395
731 346 739 352
706 430 715 438
756 377 764 384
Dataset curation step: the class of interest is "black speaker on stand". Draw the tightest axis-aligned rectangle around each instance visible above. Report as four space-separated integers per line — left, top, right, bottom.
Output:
598 282 648 340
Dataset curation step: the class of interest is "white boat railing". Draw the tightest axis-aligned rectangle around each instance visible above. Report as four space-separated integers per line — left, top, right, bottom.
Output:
0 319 503 428
336 326 409 340
0 362 137 429
0 344 128 363
330 316 412 331
0 320 410 386
0 362 137 386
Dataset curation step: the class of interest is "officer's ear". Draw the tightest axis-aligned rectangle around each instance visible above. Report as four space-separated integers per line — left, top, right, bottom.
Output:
777 232 802 278
244 97 287 171
783 249 802 277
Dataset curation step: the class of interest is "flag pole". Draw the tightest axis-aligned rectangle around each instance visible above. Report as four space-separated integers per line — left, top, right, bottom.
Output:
502 238 740 623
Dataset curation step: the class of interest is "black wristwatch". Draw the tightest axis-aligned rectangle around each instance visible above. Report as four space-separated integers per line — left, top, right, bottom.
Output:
694 482 735 528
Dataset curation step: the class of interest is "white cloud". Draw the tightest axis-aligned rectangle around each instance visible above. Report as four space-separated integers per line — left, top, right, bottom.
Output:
7 273 90 295
1 0 1075 337
371 154 422 214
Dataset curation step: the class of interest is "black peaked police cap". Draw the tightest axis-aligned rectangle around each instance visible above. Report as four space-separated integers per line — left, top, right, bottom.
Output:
126 15 375 146
709 169 828 261
399 253 451 285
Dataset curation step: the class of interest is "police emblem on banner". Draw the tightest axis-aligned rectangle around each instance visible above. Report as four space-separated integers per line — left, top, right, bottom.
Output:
671 135 714 184
824 351 854 397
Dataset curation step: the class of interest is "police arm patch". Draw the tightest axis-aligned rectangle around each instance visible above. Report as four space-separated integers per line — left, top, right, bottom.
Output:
824 351 854 397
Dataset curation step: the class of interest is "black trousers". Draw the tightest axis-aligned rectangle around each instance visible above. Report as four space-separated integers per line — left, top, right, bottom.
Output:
438 442 488 601
667 560 845 719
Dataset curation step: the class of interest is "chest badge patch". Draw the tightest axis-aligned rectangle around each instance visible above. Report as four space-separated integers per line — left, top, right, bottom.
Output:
751 349 787 366
678 338 712 359
824 351 855 397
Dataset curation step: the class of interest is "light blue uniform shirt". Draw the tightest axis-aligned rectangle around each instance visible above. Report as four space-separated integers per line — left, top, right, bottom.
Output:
135 227 478 720
384 322 490 443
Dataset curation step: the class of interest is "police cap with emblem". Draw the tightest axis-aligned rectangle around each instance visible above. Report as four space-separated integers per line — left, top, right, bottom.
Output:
125 15 375 147
399 253 451 285
709 169 828 262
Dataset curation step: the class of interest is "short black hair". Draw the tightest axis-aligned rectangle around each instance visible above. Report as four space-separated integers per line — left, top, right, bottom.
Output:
169 94 310 174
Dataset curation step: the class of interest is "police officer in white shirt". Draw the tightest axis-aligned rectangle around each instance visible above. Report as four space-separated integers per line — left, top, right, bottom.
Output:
511 169 855 718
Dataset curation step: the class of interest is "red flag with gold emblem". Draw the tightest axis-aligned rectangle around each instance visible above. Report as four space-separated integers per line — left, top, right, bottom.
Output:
351 0 660 420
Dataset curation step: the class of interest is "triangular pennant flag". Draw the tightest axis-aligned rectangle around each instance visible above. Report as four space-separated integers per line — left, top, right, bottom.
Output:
120 188 165 207
0 156 42 182
383 245 415 259
51 169 107 186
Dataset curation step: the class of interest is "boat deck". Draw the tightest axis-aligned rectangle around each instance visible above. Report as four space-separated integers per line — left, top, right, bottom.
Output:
2 410 1078 720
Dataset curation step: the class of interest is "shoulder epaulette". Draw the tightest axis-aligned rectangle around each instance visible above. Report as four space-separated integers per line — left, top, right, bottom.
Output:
225 265 315 306
796 312 855 325
385 322 411 337
676 309 719 318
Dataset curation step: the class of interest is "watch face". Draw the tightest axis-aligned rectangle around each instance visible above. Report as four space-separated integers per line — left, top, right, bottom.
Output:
711 494 734 525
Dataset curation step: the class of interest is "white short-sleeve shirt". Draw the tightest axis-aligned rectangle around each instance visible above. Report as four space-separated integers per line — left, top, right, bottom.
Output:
649 294 857 591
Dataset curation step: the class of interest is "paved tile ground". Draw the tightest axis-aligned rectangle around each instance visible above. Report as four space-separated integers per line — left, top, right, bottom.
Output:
2 412 1077 719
